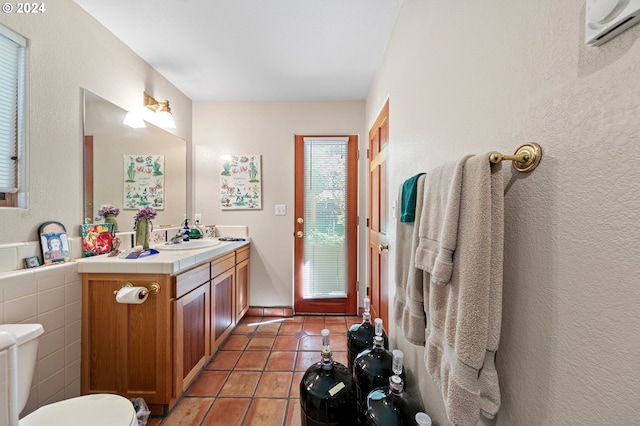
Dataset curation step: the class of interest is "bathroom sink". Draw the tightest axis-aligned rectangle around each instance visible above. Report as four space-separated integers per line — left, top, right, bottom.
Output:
156 239 222 251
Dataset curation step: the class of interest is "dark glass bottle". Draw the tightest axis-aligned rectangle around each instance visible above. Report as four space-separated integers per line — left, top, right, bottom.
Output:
347 298 389 372
354 326 404 424
363 375 425 426
300 329 358 426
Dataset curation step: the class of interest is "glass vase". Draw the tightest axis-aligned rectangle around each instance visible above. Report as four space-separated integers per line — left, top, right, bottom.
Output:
135 219 151 249
104 214 118 232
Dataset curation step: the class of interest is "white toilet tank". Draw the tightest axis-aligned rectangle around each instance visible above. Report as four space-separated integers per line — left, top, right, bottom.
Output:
0 324 44 414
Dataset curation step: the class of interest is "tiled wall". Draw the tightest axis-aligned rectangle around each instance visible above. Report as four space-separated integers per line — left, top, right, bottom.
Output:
0 233 145 416
0 227 179 277
0 260 82 416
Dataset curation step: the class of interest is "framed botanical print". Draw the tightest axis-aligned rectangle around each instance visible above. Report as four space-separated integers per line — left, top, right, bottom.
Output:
123 154 165 210
220 154 262 210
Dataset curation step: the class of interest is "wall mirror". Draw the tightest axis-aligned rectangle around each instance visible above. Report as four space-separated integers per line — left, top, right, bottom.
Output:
82 89 186 231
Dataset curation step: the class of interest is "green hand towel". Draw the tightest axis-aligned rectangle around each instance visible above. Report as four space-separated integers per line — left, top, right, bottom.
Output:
400 173 426 223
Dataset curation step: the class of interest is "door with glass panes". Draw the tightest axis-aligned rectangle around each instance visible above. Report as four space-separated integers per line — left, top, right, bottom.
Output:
294 135 358 314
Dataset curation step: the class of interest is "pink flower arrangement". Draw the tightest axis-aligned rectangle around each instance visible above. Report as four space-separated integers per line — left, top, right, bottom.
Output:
95 205 120 220
134 206 157 222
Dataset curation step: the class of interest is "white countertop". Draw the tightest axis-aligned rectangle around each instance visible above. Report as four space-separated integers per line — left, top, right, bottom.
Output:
76 238 251 275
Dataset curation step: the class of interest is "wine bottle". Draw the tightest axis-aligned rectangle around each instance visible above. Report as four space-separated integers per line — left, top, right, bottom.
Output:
300 329 358 425
347 297 389 372
363 356 425 426
353 319 404 424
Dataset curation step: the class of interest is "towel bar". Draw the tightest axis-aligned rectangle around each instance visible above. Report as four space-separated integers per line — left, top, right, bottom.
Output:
489 143 542 172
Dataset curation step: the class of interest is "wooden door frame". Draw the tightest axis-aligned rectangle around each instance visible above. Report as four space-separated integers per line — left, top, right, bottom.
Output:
367 100 390 327
294 134 358 314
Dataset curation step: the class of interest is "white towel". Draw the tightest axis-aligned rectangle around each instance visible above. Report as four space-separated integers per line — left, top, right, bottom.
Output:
414 156 471 286
418 154 504 426
394 174 426 345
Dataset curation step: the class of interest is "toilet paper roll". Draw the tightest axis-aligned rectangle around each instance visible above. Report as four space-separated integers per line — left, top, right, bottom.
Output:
115 286 148 304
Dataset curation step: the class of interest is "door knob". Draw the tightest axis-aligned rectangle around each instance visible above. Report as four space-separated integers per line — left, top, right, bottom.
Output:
378 243 389 252
296 231 304 238
297 217 304 224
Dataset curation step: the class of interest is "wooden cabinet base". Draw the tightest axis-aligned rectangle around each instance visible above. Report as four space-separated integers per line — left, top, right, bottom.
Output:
81 244 250 414
81 274 173 405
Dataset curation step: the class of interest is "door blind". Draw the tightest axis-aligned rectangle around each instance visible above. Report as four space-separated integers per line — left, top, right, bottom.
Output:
302 138 349 299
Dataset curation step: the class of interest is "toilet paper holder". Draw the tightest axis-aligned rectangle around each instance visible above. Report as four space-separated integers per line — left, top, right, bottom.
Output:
113 282 161 297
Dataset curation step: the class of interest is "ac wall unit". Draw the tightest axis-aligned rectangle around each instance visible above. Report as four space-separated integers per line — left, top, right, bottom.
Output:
586 0 640 46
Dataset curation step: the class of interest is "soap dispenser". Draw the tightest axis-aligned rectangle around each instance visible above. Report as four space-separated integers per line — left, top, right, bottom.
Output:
182 219 190 242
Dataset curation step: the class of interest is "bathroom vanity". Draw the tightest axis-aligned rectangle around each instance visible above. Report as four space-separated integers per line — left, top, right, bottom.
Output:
78 239 250 415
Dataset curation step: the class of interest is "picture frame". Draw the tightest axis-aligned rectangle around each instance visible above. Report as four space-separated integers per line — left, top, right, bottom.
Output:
38 221 71 265
123 154 165 210
219 154 262 210
23 256 41 269
81 223 116 257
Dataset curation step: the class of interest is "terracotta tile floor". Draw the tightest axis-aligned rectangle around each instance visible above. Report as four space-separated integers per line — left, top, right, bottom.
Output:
149 314 360 426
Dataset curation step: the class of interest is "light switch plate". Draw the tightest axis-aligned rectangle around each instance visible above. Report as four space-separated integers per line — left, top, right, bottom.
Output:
275 204 286 216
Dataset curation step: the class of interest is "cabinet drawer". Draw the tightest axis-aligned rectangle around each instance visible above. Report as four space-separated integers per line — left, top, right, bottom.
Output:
211 252 235 278
236 246 250 263
176 264 210 298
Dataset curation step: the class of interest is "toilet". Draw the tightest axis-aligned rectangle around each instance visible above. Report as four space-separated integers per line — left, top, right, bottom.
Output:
0 324 137 426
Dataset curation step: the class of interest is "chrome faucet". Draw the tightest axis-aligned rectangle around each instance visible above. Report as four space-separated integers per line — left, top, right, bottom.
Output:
169 229 187 244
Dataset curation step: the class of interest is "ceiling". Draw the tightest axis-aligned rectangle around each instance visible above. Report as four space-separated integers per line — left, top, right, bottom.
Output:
74 0 401 102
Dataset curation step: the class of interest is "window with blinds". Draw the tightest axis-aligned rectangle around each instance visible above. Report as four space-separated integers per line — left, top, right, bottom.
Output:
302 138 349 299
0 24 27 207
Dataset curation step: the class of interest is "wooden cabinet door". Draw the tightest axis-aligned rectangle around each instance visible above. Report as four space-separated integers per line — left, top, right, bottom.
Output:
174 283 210 393
211 267 235 352
235 258 250 323
81 274 172 406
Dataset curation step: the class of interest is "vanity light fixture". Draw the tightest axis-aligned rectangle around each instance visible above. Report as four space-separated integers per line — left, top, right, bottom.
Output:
143 92 176 129
122 110 146 128
122 92 177 129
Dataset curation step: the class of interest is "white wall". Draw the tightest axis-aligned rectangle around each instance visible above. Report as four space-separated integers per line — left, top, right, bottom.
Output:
193 101 366 308
0 0 192 244
368 1 640 425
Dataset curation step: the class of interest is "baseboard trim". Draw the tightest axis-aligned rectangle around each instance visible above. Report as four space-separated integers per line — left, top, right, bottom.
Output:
246 306 366 318
246 306 294 317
